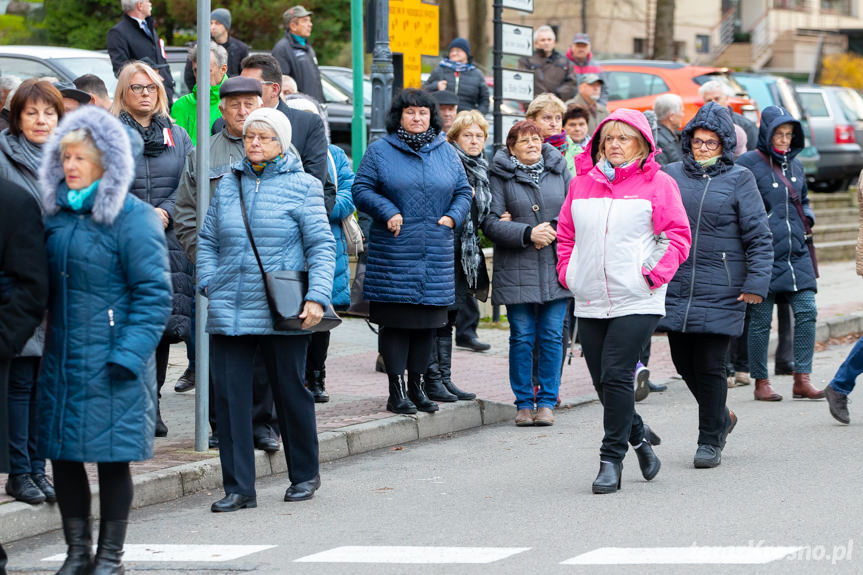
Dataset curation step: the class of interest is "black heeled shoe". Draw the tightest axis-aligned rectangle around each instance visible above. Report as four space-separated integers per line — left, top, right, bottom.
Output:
634 440 661 480
592 460 622 494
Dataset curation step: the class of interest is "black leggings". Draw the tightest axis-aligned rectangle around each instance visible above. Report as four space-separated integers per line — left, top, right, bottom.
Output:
380 328 435 375
52 460 133 521
307 331 331 373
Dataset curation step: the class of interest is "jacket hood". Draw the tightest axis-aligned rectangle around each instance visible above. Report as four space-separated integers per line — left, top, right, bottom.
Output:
490 142 567 179
0 130 40 174
757 105 804 161
679 101 737 174
39 106 134 225
576 108 660 179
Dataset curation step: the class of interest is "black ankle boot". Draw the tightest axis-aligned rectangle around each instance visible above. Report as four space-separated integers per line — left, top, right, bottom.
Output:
386 374 417 414
155 402 167 437
592 460 622 494
308 369 330 403
91 519 127 575
634 440 661 480
425 342 457 402
438 336 476 400
407 373 439 413
57 517 93 575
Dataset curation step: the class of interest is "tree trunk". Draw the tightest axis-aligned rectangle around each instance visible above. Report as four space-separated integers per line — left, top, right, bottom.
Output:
438 0 458 56
653 0 675 60
467 0 488 69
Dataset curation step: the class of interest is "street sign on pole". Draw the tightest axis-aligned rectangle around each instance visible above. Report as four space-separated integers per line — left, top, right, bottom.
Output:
389 0 439 88
501 23 532 57
501 0 533 13
501 69 534 102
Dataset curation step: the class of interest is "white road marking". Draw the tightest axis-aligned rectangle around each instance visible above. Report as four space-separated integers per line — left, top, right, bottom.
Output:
294 546 531 564
43 544 276 562
562 546 805 565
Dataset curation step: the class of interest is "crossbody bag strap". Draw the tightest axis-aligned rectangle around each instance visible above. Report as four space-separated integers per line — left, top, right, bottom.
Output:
236 171 270 282
327 150 338 190
755 150 812 238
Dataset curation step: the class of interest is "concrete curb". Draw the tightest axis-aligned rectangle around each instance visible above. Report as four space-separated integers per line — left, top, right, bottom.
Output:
2 310 858 544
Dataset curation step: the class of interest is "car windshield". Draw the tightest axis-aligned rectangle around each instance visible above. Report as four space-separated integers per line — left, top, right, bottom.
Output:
324 69 371 105
836 88 863 123
54 57 118 94
693 73 747 97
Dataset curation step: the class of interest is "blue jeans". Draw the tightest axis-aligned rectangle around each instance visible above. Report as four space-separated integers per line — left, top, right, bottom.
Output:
506 299 568 410
8 357 45 476
830 335 863 395
748 289 816 379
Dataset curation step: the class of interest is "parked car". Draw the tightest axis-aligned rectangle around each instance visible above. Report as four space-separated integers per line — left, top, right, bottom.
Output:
164 45 193 99
317 68 371 157
734 72 819 176
0 46 118 95
600 60 759 126
320 65 371 105
796 84 863 191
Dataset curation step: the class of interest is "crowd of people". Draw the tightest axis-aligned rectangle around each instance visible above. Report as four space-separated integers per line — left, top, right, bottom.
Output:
1 7 862 574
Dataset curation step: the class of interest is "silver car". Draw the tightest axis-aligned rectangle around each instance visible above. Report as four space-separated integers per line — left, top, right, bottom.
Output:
0 45 118 95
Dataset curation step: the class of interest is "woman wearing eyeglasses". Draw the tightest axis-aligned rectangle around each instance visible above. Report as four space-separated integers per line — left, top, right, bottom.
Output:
659 102 773 468
112 62 195 437
737 105 824 402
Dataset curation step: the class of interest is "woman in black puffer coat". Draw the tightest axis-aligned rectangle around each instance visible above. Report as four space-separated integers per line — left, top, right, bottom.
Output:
737 106 823 402
659 102 773 468
112 61 194 437
423 38 489 114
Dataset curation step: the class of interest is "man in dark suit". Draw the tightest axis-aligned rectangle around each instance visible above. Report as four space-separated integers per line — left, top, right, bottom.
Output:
0 176 50 575
106 0 175 103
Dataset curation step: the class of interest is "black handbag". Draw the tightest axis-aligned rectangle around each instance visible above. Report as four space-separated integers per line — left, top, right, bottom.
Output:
237 175 342 332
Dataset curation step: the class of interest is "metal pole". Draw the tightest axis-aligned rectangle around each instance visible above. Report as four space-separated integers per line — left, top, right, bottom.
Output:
493 0 503 152
370 0 393 143
351 0 368 160
194 0 211 452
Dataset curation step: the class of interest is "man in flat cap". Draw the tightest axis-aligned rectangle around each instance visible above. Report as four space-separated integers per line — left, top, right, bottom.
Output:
433 89 460 132
272 5 324 102
53 82 93 113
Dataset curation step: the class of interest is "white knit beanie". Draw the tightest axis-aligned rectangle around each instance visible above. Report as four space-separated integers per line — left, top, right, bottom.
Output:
243 107 293 154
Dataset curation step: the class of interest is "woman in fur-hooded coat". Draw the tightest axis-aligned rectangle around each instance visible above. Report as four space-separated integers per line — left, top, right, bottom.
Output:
37 106 172 463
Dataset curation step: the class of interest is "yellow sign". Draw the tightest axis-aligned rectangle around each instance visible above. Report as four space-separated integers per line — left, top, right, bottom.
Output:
389 0 440 88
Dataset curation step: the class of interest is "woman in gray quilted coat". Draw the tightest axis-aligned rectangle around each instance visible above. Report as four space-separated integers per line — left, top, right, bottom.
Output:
482 120 572 427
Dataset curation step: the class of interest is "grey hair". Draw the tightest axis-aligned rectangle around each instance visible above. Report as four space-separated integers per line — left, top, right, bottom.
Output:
281 75 298 95
188 43 228 68
1 75 21 110
653 93 683 121
282 93 330 144
121 0 139 12
698 80 732 100
59 128 103 165
534 25 555 44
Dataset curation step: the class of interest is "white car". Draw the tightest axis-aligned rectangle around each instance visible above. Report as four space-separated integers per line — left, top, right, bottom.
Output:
0 45 118 94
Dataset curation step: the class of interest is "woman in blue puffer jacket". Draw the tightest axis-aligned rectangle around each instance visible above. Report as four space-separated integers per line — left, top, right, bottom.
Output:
353 88 472 415
660 102 773 468
197 107 335 512
37 105 172 575
737 106 824 401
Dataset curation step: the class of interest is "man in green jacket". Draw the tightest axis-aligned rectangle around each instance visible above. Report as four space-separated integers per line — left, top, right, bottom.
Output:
171 43 228 144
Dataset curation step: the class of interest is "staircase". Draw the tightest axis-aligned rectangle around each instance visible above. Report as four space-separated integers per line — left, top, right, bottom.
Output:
811 190 859 262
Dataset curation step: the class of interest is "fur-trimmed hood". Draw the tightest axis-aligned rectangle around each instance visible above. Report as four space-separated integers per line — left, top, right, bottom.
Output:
39 106 135 225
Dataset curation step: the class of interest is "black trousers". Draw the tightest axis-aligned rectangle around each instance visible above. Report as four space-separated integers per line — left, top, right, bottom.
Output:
211 334 318 496
578 315 660 462
0 359 10 474
380 327 435 375
306 331 331 373
455 297 480 341
668 332 731 447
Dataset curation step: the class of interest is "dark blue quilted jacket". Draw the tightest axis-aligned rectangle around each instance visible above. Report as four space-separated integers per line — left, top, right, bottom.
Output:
352 133 473 306
737 105 817 294
659 102 774 336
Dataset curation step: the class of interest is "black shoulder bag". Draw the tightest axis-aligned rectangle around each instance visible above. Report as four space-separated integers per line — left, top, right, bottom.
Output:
237 174 342 332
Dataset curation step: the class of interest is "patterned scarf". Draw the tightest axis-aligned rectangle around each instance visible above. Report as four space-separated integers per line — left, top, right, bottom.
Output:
544 131 568 156
247 154 284 175
397 126 439 151
119 111 173 157
510 154 545 185
453 143 491 289
439 59 475 73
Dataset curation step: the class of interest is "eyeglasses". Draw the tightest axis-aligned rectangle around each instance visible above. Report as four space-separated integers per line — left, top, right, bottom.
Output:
243 134 279 144
692 138 720 150
129 83 158 95
540 114 562 124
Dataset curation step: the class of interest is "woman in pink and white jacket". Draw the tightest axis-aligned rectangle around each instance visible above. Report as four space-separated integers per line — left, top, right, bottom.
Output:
556 108 691 494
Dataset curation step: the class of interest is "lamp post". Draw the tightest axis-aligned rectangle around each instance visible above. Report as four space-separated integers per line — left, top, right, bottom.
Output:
370 0 393 143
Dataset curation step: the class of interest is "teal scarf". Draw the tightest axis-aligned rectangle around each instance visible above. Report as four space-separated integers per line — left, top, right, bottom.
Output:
67 180 100 211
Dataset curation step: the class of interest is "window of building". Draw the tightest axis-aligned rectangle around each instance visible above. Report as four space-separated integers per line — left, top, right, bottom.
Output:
773 0 807 9
821 0 852 15
633 38 645 56
604 71 670 101
695 34 711 54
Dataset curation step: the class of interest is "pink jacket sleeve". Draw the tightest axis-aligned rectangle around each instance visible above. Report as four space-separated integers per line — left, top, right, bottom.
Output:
642 174 691 288
556 181 577 289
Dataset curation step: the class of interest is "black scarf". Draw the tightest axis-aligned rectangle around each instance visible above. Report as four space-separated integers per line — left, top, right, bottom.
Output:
397 126 439 151
453 143 490 288
120 111 173 157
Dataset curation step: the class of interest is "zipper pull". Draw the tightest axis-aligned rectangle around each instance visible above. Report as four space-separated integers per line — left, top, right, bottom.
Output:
108 309 114 327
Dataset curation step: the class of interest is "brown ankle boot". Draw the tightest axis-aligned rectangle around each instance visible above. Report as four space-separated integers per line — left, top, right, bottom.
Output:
792 372 825 399
754 378 783 401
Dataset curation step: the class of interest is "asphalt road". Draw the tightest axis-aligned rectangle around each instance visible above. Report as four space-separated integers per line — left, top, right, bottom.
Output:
5 339 863 575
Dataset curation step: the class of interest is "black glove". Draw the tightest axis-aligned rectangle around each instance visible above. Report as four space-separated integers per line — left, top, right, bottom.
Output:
107 362 136 381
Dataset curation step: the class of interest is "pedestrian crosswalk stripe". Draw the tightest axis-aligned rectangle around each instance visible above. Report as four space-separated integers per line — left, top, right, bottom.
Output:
294 546 532 564
43 544 276 562
561 546 805 565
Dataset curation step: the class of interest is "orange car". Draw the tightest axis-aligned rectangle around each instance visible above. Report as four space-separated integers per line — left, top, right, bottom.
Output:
600 60 759 128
